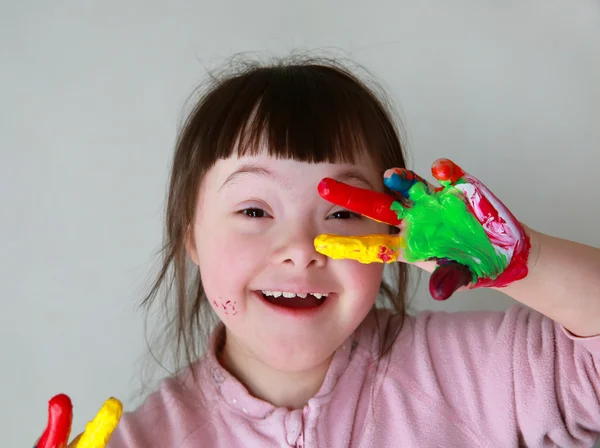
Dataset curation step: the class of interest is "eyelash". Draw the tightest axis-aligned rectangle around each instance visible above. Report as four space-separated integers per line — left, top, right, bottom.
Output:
237 208 363 220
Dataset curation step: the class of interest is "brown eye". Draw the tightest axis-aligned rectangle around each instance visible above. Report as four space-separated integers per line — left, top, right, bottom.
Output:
328 210 362 220
241 208 268 218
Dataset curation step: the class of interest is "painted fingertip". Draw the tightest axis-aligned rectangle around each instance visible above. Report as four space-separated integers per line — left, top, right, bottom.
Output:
37 394 73 448
431 158 465 184
384 168 424 199
317 178 336 198
429 262 472 301
75 397 123 448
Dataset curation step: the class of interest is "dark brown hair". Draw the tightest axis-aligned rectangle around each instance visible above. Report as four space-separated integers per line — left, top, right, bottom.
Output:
141 55 411 379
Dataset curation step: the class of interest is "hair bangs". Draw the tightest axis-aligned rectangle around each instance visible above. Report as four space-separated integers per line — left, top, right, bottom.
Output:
197 64 396 169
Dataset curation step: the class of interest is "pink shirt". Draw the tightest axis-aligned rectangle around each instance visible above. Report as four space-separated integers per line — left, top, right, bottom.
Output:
108 305 600 447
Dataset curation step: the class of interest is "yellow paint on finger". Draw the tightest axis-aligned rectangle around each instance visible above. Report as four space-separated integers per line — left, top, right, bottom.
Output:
75 397 122 448
314 234 402 264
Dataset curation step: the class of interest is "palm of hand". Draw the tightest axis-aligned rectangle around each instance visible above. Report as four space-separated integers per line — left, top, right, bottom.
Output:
391 178 507 282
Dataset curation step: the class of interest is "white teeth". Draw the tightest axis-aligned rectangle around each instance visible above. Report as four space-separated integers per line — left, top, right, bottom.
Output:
260 290 329 299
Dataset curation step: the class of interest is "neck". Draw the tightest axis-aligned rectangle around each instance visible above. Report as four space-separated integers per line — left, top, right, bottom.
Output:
219 330 331 409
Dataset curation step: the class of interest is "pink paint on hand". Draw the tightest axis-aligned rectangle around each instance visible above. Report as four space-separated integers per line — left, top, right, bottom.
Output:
456 174 530 288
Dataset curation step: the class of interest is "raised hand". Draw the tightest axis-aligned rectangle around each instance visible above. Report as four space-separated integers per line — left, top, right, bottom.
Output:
314 158 531 301
35 394 122 448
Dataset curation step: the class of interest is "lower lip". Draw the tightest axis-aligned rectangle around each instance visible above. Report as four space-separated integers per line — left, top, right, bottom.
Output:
251 291 336 319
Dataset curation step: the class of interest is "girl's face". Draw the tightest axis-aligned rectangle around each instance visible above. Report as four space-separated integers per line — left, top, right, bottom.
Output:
189 151 388 373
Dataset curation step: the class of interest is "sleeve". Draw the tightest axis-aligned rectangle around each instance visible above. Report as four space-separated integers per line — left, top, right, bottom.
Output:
410 305 600 447
510 306 600 446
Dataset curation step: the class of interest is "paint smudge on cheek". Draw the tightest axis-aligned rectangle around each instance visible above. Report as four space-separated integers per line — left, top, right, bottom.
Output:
212 299 239 316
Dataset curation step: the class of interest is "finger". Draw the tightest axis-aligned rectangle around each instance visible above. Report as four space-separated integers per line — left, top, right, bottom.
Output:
318 178 402 226
431 158 466 185
36 394 73 448
429 261 473 301
314 234 402 264
383 167 438 199
75 397 122 448
67 434 82 448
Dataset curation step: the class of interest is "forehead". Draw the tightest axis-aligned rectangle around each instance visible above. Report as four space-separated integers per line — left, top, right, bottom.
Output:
205 151 383 194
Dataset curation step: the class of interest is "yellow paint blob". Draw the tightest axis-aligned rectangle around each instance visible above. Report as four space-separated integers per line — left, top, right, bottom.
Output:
314 234 402 264
75 397 122 448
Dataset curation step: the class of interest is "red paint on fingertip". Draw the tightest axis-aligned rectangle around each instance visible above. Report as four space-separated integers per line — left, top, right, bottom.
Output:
37 394 73 448
317 179 333 196
432 159 464 184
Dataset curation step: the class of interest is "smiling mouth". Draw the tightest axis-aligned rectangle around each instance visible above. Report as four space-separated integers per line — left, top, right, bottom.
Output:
258 290 329 309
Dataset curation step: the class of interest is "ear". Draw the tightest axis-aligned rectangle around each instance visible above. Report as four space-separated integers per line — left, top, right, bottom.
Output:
185 224 200 266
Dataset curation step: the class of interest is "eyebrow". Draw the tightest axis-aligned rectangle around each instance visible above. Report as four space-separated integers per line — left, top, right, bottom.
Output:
218 164 376 192
219 164 290 192
333 169 376 191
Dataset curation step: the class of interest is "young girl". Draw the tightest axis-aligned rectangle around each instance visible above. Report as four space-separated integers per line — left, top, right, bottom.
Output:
62 58 600 447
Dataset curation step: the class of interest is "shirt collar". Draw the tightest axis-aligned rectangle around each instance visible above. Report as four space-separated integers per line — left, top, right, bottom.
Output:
201 321 359 419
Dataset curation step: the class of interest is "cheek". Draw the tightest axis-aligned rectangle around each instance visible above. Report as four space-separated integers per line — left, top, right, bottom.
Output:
196 230 267 316
337 260 384 299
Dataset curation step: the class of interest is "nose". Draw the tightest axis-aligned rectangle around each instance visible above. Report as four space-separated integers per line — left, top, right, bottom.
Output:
271 223 327 269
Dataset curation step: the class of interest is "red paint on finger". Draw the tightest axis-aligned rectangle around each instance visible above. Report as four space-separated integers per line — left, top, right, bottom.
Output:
37 394 73 448
378 245 395 262
431 159 464 184
429 262 472 301
318 178 401 225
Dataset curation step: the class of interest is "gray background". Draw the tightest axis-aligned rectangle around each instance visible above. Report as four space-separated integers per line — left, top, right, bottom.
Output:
2 0 599 445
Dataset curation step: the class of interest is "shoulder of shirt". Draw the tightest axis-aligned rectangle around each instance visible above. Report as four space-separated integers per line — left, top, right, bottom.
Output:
356 303 554 359
359 303 600 360
111 357 217 446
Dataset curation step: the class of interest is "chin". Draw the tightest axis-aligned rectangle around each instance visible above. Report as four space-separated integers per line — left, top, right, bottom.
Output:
256 336 341 373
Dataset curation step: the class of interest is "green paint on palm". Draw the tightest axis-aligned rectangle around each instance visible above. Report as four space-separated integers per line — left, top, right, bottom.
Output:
390 182 507 281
